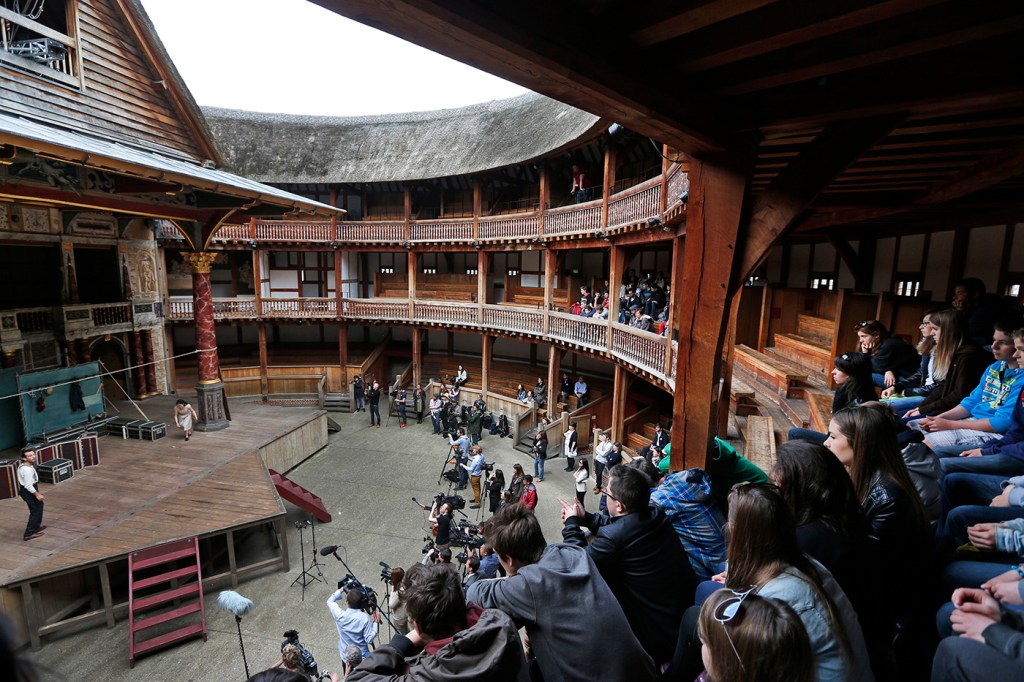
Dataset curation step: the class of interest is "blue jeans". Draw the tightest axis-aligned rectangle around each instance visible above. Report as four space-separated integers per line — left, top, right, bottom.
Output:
457 460 468 488
471 433 480 446
369 403 381 425
886 395 925 416
943 473 1006 508
355 395 364 411
787 427 826 445
940 453 1024 476
431 411 441 433
534 456 545 481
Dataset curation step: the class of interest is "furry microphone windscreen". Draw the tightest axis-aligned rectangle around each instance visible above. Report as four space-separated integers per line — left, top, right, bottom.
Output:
217 591 253 617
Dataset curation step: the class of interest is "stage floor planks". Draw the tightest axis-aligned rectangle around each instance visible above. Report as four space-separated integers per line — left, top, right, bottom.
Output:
0 396 322 587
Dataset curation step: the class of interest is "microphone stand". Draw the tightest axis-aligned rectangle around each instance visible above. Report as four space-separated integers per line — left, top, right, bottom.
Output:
291 520 324 601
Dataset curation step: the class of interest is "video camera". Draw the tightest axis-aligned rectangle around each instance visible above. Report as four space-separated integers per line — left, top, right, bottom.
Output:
422 538 436 554
481 462 495 473
379 561 392 583
281 629 319 676
434 492 466 511
453 520 485 549
338 574 377 612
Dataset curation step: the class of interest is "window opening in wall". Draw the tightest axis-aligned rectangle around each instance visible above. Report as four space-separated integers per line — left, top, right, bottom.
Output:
422 267 437 275
1008 284 1021 298
507 268 519 276
895 280 922 297
0 0 80 86
380 266 394 274
466 268 478 275
810 277 835 291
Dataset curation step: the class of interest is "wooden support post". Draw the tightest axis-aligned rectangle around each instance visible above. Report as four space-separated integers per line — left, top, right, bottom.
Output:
717 295 742 437
408 251 417 319
338 323 348 387
611 363 627 442
334 248 343 310
608 243 626 347
538 165 549 234
478 251 488 322
99 562 115 628
403 187 412 242
670 157 747 471
275 517 290 571
473 180 482 240
412 327 422 388
547 344 560 413
251 225 262 318
22 582 40 650
660 145 670 214
601 143 616 227
227 529 239 588
757 285 773 351
481 335 492 397
258 323 269 397
543 248 556 333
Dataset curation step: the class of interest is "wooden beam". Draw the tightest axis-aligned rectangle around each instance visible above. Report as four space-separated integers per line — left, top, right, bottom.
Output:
630 0 779 46
611 364 627 442
734 115 903 290
671 155 748 471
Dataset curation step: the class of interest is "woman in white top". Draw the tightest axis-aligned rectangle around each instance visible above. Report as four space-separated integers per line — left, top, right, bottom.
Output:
593 432 614 494
562 422 578 472
174 399 199 442
573 458 590 508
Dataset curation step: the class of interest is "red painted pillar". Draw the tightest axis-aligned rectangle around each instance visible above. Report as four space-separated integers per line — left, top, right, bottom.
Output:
183 251 229 431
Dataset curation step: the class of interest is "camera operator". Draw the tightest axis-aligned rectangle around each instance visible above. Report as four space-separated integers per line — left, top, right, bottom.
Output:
429 393 443 434
327 585 381 660
428 500 453 550
461 445 486 508
347 564 525 682
448 428 470 490
353 374 366 413
367 381 382 428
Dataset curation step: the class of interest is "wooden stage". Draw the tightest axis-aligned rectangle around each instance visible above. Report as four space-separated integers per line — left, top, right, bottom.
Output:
0 396 328 649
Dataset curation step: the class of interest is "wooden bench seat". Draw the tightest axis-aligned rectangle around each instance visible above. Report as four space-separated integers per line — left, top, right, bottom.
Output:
742 414 777 473
796 314 835 345
805 390 834 433
735 345 806 399
730 378 760 416
773 333 832 379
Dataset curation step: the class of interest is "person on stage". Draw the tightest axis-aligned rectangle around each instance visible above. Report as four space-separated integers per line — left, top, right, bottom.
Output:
174 399 198 442
18 448 45 541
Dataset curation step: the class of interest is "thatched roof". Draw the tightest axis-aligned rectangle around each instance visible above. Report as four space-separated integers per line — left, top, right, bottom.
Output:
202 93 602 183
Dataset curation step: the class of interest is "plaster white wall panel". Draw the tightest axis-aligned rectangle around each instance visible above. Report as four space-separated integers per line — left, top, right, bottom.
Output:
788 244 810 287
923 231 954 300
872 238 896 292
898 234 925 272
964 225 1005 292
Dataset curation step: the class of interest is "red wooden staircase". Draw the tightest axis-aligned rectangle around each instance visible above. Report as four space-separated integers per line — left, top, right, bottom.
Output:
128 537 207 667
269 469 332 523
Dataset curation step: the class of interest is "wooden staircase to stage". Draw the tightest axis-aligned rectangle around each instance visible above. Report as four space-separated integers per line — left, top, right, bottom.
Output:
128 537 207 668
269 469 332 523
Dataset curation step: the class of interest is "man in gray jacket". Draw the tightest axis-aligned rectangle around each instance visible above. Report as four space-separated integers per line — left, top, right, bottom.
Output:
467 504 656 682
349 563 526 682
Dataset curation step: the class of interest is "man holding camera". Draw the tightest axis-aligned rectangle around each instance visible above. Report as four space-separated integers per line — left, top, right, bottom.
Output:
396 386 408 428
428 500 453 550
367 381 382 428
448 428 470 490
348 563 525 682
327 586 381 661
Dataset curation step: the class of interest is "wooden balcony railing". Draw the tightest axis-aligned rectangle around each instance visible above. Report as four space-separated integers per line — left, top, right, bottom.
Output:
15 307 55 333
88 303 132 326
478 213 540 240
339 221 405 242
165 297 676 387
543 200 602 235
607 177 662 229
255 221 333 242
410 219 473 242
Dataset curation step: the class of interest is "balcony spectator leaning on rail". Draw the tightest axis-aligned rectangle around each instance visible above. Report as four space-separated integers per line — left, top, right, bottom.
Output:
570 163 593 203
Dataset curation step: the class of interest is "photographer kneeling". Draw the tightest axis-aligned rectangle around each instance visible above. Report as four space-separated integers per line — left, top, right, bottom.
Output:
348 563 526 682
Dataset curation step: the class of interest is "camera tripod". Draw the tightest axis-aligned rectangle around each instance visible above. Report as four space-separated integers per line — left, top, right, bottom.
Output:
291 517 326 601
437 443 463 487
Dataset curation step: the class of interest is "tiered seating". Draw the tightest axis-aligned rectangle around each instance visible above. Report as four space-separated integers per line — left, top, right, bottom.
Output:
375 275 477 302
735 345 805 399
624 417 671 453
742 414 777 473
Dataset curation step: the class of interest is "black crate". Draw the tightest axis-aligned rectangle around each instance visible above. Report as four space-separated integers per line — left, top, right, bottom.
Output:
107 418 142 439
76 433 100 468
37 458 74 485
0 459 18 500
136 421 166 441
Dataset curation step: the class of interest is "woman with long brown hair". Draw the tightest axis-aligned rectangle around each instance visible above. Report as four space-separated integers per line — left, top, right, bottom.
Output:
897 308 988 421
854 319 919 388
722 483 872 682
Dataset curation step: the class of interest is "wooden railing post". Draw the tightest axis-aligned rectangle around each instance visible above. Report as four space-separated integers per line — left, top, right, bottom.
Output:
660 146 671 214
477 251 488 324
543 249 556 334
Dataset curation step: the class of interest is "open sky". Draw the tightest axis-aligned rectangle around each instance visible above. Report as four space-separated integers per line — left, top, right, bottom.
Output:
139 0 529 116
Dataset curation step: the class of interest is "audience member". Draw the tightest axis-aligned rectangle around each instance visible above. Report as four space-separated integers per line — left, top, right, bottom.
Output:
881 310 941 413
327 588 380 661
349 563 526 682
952 276 1014 347
649 467 727 581
468 503 657 681
855 319 920 388
788 352 875 444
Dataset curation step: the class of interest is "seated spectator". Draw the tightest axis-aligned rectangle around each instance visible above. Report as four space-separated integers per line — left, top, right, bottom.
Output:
561 466 696 665
524 390 535 406
855 319 920 388
939 517 1024 597
932 585 1024 681
824 405 933 628
887 309 987 418
558 373 572 403
580 304 595 318
468 504 656 681
668 483 872 682
349 563 525 682
908 321 1024 461
573 376 588 406
953 276 1014 347
649 467 727 581
697 590 814 682
882 309 940 412
788 352 876 444
940 472 1024 548
702 437 768 507
593 302 609 320
516 384 527 401
453 365 468 388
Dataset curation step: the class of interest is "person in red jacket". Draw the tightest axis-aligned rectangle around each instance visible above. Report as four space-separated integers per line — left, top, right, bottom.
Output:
521 475 538 510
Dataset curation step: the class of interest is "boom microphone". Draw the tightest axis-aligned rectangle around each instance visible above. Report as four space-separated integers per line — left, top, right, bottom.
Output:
320 545 339 556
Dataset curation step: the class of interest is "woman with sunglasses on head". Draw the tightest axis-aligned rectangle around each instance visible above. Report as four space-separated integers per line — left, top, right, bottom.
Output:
697 590 814 682
854 319 920 389
787 352 875 444
893 308 988 422
725 483 872 681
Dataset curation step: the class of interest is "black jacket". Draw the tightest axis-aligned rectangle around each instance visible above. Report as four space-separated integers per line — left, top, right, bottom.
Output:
870 336 920 379
917 343 990 416
862 472 931 610
561 506 696 663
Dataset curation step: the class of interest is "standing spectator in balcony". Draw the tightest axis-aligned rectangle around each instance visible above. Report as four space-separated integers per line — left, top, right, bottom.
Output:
534 377 547 409
570 164 593 203
558 373 572 404
430 393 443 434
413 385 426 424
367 381 382 428
563 422 579 472
353 375 366 413
396 386 408 428
574 377 588 407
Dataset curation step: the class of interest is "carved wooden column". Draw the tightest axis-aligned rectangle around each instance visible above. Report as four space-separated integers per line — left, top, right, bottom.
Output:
481 334 492 397
182 251 229 431
337 324 348 387
141 329 158 396
412 327 422 388
546 344 559 413
258 323 269 398
611 364 627 442
130 331 147 398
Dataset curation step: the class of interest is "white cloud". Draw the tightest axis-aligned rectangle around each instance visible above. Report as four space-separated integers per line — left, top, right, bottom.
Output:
140 0 529 116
